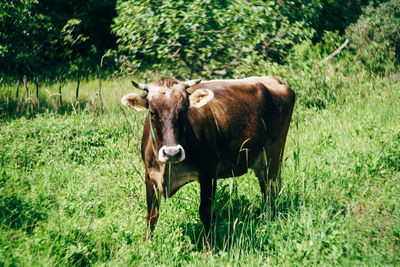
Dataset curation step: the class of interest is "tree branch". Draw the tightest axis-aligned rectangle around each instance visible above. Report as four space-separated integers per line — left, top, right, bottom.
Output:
323 39 349 62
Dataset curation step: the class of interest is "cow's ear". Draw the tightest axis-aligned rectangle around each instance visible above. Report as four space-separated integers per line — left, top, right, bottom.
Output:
121 93 147 111
189 89 214 108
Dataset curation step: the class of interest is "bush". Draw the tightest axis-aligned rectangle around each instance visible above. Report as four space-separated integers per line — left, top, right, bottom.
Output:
279 0 376 41
346 0 400 74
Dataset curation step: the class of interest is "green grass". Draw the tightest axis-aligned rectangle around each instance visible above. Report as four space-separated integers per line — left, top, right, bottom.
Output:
0 68 399 265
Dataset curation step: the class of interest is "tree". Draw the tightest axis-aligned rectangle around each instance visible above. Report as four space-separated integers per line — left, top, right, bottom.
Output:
346 0 400 74
0 0 117 81
278 0 377 42
112 0 313 78
0 0 56 80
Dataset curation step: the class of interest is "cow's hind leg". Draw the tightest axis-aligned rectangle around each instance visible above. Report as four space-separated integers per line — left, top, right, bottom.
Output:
144 171 160 241
254 142 284 217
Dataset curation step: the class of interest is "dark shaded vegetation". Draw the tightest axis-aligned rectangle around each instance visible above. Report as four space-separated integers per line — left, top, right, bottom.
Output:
0 0 116 83
0 195 46 234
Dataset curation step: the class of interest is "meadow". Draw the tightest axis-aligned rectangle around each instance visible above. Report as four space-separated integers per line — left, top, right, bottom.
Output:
0 60 399 265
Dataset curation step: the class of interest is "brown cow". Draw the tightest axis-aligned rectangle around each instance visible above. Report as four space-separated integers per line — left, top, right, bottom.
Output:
121 76 295 242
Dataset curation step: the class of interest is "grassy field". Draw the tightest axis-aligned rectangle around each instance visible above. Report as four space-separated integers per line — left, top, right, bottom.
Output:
0 67 399 265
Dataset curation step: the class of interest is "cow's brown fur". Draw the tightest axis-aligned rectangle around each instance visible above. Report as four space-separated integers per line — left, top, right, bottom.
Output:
152 77 180 87
122 76 295 243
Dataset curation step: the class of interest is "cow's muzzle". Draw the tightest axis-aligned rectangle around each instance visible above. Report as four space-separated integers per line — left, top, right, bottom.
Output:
158 145 185 163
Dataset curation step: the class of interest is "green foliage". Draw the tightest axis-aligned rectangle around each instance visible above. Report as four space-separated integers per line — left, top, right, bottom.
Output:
112 0 313 77
62 19 88 46
346 0 400 74
278 0 387 41
0 0 116 81
1 0 397 81
0 0 55 78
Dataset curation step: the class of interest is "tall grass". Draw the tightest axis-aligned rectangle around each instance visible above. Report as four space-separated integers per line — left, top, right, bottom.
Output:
0 77 135 119
0 61 399 265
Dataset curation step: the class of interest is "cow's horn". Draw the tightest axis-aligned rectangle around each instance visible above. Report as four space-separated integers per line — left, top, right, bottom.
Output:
183 79 201 89
131 80 149 91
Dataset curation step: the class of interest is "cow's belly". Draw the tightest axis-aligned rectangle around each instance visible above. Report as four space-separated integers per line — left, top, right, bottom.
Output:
217 162 252 178
216 149 261 178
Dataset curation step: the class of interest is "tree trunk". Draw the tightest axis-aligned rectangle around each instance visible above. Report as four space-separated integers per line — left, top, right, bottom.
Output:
24 77 29 100
58 75 62 107
15 80 20 111
98 66 104 108
323 39 349 62
75 74 80 100
35 76 39 110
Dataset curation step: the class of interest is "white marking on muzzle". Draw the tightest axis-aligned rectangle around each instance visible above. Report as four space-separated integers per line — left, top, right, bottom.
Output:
158 145 186 163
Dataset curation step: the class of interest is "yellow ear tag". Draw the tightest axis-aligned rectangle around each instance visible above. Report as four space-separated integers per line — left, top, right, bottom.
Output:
133 105 146 111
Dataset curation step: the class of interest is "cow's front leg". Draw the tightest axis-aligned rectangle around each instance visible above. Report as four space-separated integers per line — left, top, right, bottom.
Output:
199 177 217 245
144 171 160 241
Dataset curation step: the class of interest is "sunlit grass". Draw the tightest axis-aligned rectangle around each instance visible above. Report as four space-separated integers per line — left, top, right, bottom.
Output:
0 70 399 265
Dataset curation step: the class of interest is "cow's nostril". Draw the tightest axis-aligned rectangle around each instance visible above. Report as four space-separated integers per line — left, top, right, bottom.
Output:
158 145 185 163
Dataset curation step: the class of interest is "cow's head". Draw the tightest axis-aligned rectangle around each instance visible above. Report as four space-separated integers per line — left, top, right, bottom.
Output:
121 78 214 164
